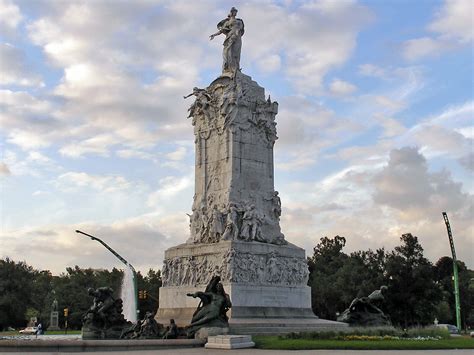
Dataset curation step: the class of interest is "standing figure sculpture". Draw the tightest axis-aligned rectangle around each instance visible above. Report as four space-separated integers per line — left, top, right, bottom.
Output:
210 7 245 75
240 204 260 241
209 205 224 242
221 203 240 241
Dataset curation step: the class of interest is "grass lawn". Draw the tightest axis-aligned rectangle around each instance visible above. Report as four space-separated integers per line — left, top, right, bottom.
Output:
254 335 474 350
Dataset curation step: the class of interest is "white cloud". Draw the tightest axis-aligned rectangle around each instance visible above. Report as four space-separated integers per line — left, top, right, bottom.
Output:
240 1 373 92
373 147 471 224
279 147 473 267
373 147 436 209
274 95 363 170
402 37 447 61
459 153 474 172
0 90 61 151
358 63 387 78
1 1 373 162
116 149 156 161
370 147 472 265
256 54 282 73
59 134 120 158
345 65 423 138
27 151 52 164
455 126 474 139
1 149 59 177
374 95 405 112
401 101 473 159
0 89 52 116
57 172 132 193
329 78 357 96
374 114 406 138
7 129 51 150
147 175 193 206
428 0 473 43
0 43 44 86
0 0 22 35
15 2 202 159
0 216 183 273
166 146 187 161
402 0 473 60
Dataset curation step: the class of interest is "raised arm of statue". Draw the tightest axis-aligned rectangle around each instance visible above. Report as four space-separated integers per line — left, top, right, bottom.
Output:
209 29 223 40
184 87 200 99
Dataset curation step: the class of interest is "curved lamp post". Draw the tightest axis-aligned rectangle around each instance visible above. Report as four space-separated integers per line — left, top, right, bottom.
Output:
75 230 138 321
442 213 461 331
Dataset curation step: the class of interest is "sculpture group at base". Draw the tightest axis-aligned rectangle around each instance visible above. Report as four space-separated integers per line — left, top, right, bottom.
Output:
337 286 392 327
82 287 132 340
82 279 231 340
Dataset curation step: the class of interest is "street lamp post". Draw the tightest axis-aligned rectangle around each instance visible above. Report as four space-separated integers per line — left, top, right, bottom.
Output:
442 213 461 331
75 230 138 322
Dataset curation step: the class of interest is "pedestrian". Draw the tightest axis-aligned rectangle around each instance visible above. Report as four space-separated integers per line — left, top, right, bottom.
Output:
36 322 43 337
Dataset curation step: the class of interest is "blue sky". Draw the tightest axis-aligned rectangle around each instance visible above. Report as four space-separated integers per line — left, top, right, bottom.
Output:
1 0 473 273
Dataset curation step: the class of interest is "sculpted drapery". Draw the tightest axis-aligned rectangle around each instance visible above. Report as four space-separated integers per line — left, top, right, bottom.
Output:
210 7 245 75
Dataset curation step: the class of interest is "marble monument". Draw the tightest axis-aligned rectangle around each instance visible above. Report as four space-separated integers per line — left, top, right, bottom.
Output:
156 7 345 334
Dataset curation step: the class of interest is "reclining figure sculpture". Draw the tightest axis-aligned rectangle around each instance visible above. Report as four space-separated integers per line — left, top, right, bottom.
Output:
186 276 232 338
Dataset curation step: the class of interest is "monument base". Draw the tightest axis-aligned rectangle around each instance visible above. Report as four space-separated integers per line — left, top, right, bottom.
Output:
49 311 60 331
155 240 348 334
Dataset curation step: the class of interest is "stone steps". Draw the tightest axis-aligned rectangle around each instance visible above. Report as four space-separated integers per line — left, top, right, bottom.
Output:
230 322 347 335
205 335 255 349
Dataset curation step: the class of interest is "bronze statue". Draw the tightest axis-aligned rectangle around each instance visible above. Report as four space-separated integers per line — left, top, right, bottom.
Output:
82 287 131 339
185 276 232 338
337 285 391 327
121 311 164 339
162 319 179 339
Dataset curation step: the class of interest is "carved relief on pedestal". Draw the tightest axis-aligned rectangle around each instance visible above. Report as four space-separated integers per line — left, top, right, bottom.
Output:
183 72 285 247
161 249 309 288
188 198 285 245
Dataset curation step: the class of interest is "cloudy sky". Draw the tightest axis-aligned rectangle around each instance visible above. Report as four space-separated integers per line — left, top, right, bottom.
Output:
1 0 472 274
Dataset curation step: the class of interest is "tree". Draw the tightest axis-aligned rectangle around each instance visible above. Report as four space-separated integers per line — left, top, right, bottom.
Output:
137 269 162 317
348 248 387 298
384 233 441 327
308 236 389 320
308 236 349 319
0 259 164 330
434 256 474 329
0 258 37 330
52 266 125 329
32 270 53 327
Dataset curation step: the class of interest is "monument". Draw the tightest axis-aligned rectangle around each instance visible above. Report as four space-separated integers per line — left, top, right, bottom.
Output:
48 296 60 331
156 7 345 334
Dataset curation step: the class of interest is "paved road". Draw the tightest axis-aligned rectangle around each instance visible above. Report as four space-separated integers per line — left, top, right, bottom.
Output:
0 334 81 341
1 350 472 355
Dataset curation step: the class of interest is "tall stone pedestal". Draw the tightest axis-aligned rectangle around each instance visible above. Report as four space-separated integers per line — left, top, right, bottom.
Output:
156 240 346 334
49 311 60 331
155 68 347 334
